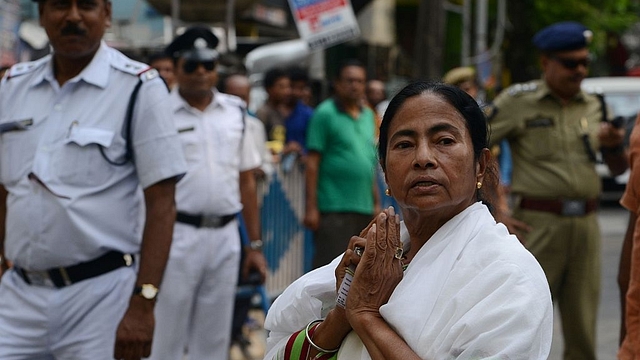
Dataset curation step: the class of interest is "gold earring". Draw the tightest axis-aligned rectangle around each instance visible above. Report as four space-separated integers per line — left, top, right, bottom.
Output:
385 188 391 196
476 181 482 189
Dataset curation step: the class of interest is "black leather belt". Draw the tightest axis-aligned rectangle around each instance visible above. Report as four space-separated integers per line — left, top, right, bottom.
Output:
176 211 237 228
519 197 599 216
14 250 134 288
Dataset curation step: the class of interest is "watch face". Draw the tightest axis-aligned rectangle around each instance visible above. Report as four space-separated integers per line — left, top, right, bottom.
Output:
250 240 263 251
140 284 158 299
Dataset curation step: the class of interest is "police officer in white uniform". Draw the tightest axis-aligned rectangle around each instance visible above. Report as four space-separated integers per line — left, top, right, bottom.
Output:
148 26 267 360
0 1 187 360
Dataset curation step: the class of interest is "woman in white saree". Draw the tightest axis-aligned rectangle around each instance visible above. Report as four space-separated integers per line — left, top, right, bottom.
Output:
263 81 553 360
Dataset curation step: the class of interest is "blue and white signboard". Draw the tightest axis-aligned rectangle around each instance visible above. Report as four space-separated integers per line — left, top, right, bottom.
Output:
288 0 360 50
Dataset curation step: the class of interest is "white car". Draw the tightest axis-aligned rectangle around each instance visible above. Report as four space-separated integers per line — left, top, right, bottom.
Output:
581 76 640 196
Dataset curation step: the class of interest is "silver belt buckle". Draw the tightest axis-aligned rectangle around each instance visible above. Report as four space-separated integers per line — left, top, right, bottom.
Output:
562 200 586 216
25 270 56 288
201 214 222 228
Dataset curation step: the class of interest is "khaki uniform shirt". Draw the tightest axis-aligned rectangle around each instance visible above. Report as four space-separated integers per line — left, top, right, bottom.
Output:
488 80 607 199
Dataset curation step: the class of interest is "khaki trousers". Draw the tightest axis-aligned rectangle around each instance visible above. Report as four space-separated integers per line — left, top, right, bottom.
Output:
514 208 600 360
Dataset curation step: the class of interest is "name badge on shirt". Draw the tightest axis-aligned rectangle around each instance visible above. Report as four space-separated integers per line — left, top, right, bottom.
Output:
0 118 33 133
525 117 554 128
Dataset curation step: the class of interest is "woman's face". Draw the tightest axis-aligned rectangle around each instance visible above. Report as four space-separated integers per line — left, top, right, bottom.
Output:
384 93 483 219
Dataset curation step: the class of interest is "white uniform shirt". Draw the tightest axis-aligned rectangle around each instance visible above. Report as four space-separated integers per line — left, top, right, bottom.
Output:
0 42 187 270
170 89 261 215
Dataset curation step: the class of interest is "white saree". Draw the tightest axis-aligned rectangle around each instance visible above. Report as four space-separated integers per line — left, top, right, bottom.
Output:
264 202 553 360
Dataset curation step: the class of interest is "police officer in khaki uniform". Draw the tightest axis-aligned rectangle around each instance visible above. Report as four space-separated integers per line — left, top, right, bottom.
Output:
488 21 627 360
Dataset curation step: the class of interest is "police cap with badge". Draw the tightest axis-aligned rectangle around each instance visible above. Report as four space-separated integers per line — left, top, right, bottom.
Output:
532 21 593 53
165 26 220 73
442 67 476 87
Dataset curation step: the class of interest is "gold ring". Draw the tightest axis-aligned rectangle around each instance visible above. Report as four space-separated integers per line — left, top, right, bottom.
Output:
354 246 364 257
394 247 404 260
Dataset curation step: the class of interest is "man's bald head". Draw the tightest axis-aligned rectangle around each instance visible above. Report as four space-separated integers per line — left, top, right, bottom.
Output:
223 74 251 105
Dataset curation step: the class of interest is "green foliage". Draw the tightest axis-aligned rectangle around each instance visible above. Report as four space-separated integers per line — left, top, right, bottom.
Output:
534 0 640 54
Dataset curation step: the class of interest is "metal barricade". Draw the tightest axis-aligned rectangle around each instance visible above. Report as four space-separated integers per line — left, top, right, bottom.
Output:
260 159 312 300
260 160 395 303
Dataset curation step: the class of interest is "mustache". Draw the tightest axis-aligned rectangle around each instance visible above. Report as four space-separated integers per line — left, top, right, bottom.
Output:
61 24 86 36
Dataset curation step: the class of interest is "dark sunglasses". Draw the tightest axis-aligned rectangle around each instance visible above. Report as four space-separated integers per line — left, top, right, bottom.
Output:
182 60 216 74
550 56 591 70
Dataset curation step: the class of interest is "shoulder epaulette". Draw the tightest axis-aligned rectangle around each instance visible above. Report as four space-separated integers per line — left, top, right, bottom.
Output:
219 92 245 107
6 57 48 80
111 54 157 81
507 82 538 97
137 68 159 82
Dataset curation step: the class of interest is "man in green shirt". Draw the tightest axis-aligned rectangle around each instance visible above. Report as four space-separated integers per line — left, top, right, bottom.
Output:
304 59 380 269
488 22 627 359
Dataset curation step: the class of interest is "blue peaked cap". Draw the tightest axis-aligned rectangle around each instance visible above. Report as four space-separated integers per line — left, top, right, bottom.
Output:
532 21 593 52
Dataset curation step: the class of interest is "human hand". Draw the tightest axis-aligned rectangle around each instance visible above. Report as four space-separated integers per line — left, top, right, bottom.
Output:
598 121 625 148
335 235 367 295
282 141 303 155
113 297 155 360
303 208 320 231
242 249 268 284
500 214 532 245
334 214 378 296
345 207 403 323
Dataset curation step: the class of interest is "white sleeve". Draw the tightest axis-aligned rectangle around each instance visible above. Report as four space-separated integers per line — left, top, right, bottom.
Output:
239 116 262 172
264 256 342 359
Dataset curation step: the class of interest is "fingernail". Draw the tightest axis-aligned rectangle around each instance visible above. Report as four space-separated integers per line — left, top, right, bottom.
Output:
380 213 387 221
388 206 395 217
395 214 400 224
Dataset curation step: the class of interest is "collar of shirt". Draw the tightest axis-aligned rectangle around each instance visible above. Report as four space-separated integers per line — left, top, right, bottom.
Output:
536 79 588 103
332 95 364 114
32 41 110 90
170 87 224 113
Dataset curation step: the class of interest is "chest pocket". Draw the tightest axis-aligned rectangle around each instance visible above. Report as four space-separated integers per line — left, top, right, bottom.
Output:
52 127 117 187
177 127 202 164
214 123 243 167
521 116 559 160
0 127 37 186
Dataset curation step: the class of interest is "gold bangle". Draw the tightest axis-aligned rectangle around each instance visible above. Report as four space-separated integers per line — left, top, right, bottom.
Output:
305 319 340 354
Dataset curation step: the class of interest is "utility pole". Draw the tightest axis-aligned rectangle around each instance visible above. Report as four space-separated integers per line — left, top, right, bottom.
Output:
461 0 471 66
475 0 488 57
171 0 180 36
413 0 445 80
226 0 236 52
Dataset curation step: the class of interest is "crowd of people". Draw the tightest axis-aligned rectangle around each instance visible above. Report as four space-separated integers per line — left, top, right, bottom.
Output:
0 1 638 359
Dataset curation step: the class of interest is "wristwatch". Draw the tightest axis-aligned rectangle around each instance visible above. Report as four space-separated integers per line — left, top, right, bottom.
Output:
133 284 159 300
249 239 263 251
